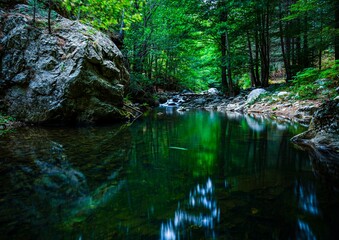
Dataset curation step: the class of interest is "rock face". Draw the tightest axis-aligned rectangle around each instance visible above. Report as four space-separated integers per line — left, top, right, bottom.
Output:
0 5 129 124
291 99 339 151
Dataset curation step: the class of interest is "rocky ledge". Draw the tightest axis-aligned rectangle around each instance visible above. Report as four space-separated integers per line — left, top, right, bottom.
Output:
0 4 129 125
291 99 339 153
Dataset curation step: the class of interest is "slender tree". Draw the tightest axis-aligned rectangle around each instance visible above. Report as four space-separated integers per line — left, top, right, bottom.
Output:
335 0 339 60
48 0 52 34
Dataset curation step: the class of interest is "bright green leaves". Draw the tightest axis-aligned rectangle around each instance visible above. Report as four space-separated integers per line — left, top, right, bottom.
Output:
62 0 143 31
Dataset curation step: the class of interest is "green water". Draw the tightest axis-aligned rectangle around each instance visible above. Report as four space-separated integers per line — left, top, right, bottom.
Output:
0 109 338 239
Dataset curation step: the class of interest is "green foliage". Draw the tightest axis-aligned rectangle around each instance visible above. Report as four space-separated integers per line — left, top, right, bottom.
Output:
291 68 321 99
62 0 143 31
319 60 339 79
290 62 339 99
237 74 252 90
0 113 16 137
0 113 15 124
293 68 319 85
128 73 153 95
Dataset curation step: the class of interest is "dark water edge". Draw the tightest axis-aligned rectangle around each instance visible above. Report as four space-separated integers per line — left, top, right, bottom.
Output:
0 108 338 240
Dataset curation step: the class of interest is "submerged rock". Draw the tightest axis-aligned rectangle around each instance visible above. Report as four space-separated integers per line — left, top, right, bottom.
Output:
0 5 129 124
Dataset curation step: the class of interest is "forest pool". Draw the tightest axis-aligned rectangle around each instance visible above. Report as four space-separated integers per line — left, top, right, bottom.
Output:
0 108 338 239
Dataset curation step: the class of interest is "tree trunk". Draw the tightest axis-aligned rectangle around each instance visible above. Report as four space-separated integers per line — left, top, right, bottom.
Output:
48 0 52 34
286 35 292 79
221 33 228 94
303 13 309 68
118 9 125 48
33 0 36 25
296 19 301 69
225 28 234 96
259 6 270 87
254 30 260 85
335 0 339 61
247 32 258 87
279 2 291 82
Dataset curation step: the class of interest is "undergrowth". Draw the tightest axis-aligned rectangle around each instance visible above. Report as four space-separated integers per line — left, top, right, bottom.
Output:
290 61 339 100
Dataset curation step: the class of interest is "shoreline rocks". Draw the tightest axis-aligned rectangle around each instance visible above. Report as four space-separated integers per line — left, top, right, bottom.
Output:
158 88 322 125
291 99 339 152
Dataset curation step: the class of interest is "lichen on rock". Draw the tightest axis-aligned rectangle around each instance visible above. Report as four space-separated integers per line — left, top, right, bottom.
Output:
0 4 130 124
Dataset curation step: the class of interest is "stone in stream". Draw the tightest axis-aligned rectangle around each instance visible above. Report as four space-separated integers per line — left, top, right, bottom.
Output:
0 4 129 124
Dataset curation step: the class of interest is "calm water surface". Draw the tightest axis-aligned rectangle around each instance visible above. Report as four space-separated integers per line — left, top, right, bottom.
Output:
0 108 338 239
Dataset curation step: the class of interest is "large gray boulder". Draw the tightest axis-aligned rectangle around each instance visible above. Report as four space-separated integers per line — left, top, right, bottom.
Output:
0 5 129 124
246 88 267 103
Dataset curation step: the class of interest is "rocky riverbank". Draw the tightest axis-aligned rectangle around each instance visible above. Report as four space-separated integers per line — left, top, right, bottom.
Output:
157 87 326 125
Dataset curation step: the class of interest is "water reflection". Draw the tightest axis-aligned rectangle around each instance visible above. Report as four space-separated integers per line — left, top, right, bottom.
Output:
295 181 319 215
297 219 317 240
294 181 319 240
1 110 338 239
160 178 220 240
33 142 88 201
0 126 131 238
245 114 266 132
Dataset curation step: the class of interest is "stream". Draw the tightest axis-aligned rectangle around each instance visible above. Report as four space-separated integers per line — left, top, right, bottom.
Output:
0 108 338 239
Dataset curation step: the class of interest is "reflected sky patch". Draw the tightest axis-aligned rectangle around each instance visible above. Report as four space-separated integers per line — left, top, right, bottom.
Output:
160 178 220 240
295 181 320 216
297 219 317 240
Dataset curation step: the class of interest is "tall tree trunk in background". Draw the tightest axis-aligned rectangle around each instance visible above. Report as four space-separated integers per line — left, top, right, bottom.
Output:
303 12 309 68
254 31 260 85
279 2 291 82
119 10 125 47
221 33 228 93
259 2 270 87
219 0 228 94
247 32 259 86
291 38 296 67
33 0 36 25
48 0 52 34
225 28 234 96
148 54 153 80
318 8 323 70
295 18 302 69
335 0 339 61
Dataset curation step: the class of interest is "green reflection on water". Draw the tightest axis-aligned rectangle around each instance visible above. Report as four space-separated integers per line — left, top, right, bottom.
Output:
0 109 338 239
